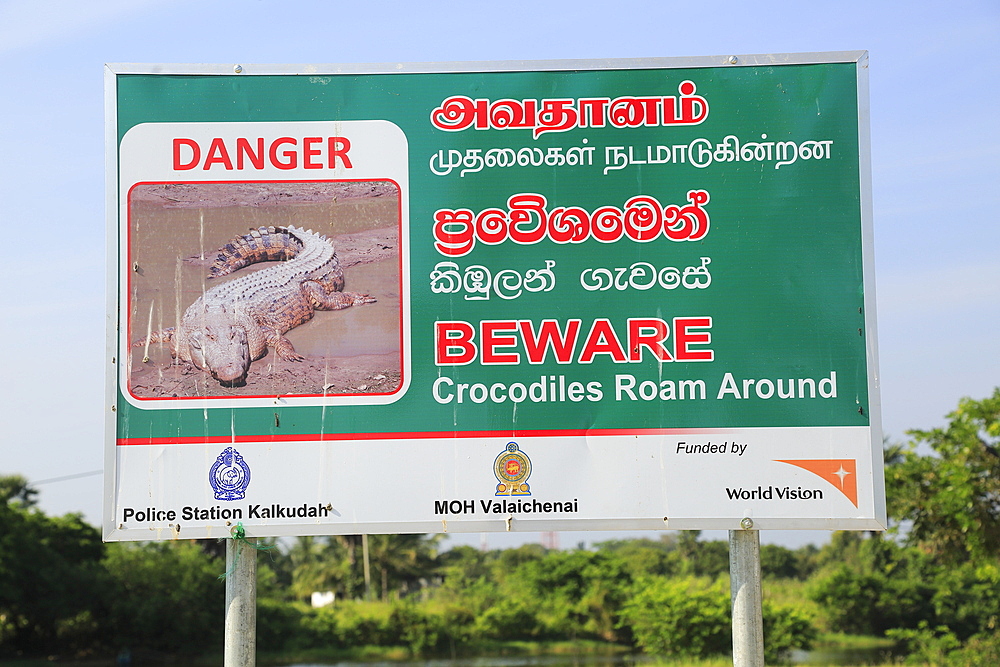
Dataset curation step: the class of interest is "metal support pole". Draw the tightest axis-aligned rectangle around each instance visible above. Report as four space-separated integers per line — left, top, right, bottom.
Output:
225 537 257 667
730 525 764 667
362 533 372 601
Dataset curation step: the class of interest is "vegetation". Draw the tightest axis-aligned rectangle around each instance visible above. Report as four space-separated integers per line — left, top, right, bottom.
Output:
2 389 1000 665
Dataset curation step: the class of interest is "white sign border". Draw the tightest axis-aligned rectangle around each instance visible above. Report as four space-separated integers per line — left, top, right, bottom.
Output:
104 52 883 540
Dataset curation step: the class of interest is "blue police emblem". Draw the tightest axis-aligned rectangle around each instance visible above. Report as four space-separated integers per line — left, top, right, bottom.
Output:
210 447 251 501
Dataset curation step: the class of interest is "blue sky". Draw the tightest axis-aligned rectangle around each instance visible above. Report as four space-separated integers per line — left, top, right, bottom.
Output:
1 0 997 549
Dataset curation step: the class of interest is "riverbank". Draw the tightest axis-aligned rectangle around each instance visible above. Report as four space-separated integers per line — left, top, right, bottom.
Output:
0 635 902 667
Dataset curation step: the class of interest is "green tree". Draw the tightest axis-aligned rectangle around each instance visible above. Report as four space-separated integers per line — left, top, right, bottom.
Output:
0 474 38 508
437 544 494 586
675 531 730 577
366 534 440 601
760 544 799 579
503 548 633 641
930 560 1000 640
792 543 821 580
490 542 547 583
0 476 104 654
807 533 935 636
286 536 343 602
886 389 1000 563
621 574 816 663
102 541 224 654
593 536 680 578
619 575 732 658
332 534 366 599
436 545 501 615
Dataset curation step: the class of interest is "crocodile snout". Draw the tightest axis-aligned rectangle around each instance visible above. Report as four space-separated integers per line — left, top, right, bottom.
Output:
211 361 249 387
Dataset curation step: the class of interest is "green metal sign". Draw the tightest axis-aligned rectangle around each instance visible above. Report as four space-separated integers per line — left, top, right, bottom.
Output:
105 53 884 541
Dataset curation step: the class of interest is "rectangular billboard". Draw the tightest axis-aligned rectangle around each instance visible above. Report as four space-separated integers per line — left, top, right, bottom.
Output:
105 52 884 541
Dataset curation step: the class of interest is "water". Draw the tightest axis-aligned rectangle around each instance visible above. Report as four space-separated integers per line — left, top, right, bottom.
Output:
288 657 650 667
283 649 896 667
790 644 900 665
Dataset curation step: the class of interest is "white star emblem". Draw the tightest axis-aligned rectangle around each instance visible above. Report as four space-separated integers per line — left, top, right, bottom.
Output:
833 466 851 487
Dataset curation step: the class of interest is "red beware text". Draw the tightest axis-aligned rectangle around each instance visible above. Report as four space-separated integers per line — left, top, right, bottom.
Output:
435 317 714 365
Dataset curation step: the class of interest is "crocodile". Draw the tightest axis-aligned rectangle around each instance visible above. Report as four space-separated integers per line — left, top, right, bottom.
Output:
135 225 375 386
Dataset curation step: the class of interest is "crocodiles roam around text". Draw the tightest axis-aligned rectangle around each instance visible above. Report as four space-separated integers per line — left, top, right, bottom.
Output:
134 225 375 386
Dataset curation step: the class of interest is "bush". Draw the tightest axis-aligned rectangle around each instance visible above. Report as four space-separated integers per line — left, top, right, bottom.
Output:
102 542 224 654
808 563 934 636
284 600 473 656
256 598 306 651
299 600 393 648
762 600 818 664
474 598 543 640
950 632 1000 666
389 602 455 655
888 623 963 664
440 605 476 648
890 622 1000 666
619 575 817 663
619 576 732 658
930 561 1000 640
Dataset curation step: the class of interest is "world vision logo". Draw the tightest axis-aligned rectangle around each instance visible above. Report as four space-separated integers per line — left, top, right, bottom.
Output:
494 442 532 496
777 459 857 507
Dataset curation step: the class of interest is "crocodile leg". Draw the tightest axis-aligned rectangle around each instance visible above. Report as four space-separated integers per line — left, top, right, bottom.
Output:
302 281 377 310
260 324 306 362
132 328 178 358
313 268 345 293
132 328 175 347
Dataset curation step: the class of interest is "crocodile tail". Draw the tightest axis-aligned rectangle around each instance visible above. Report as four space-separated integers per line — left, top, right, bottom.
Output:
208 226 305 278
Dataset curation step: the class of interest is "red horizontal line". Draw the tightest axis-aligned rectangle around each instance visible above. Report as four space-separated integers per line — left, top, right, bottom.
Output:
126 388 402 402
116 426 720 446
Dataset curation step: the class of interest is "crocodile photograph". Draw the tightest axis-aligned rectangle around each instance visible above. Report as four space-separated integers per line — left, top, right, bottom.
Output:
135 225 376 387
127 181 402 399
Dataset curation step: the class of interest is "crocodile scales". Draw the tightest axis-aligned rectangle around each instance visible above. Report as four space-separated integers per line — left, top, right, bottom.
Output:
136 225 375 386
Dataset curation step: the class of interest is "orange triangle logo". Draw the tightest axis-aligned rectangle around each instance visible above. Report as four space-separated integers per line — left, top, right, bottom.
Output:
776 459 857 508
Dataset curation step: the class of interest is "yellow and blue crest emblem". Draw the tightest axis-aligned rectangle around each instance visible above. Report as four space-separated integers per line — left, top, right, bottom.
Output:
494 442 531 496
